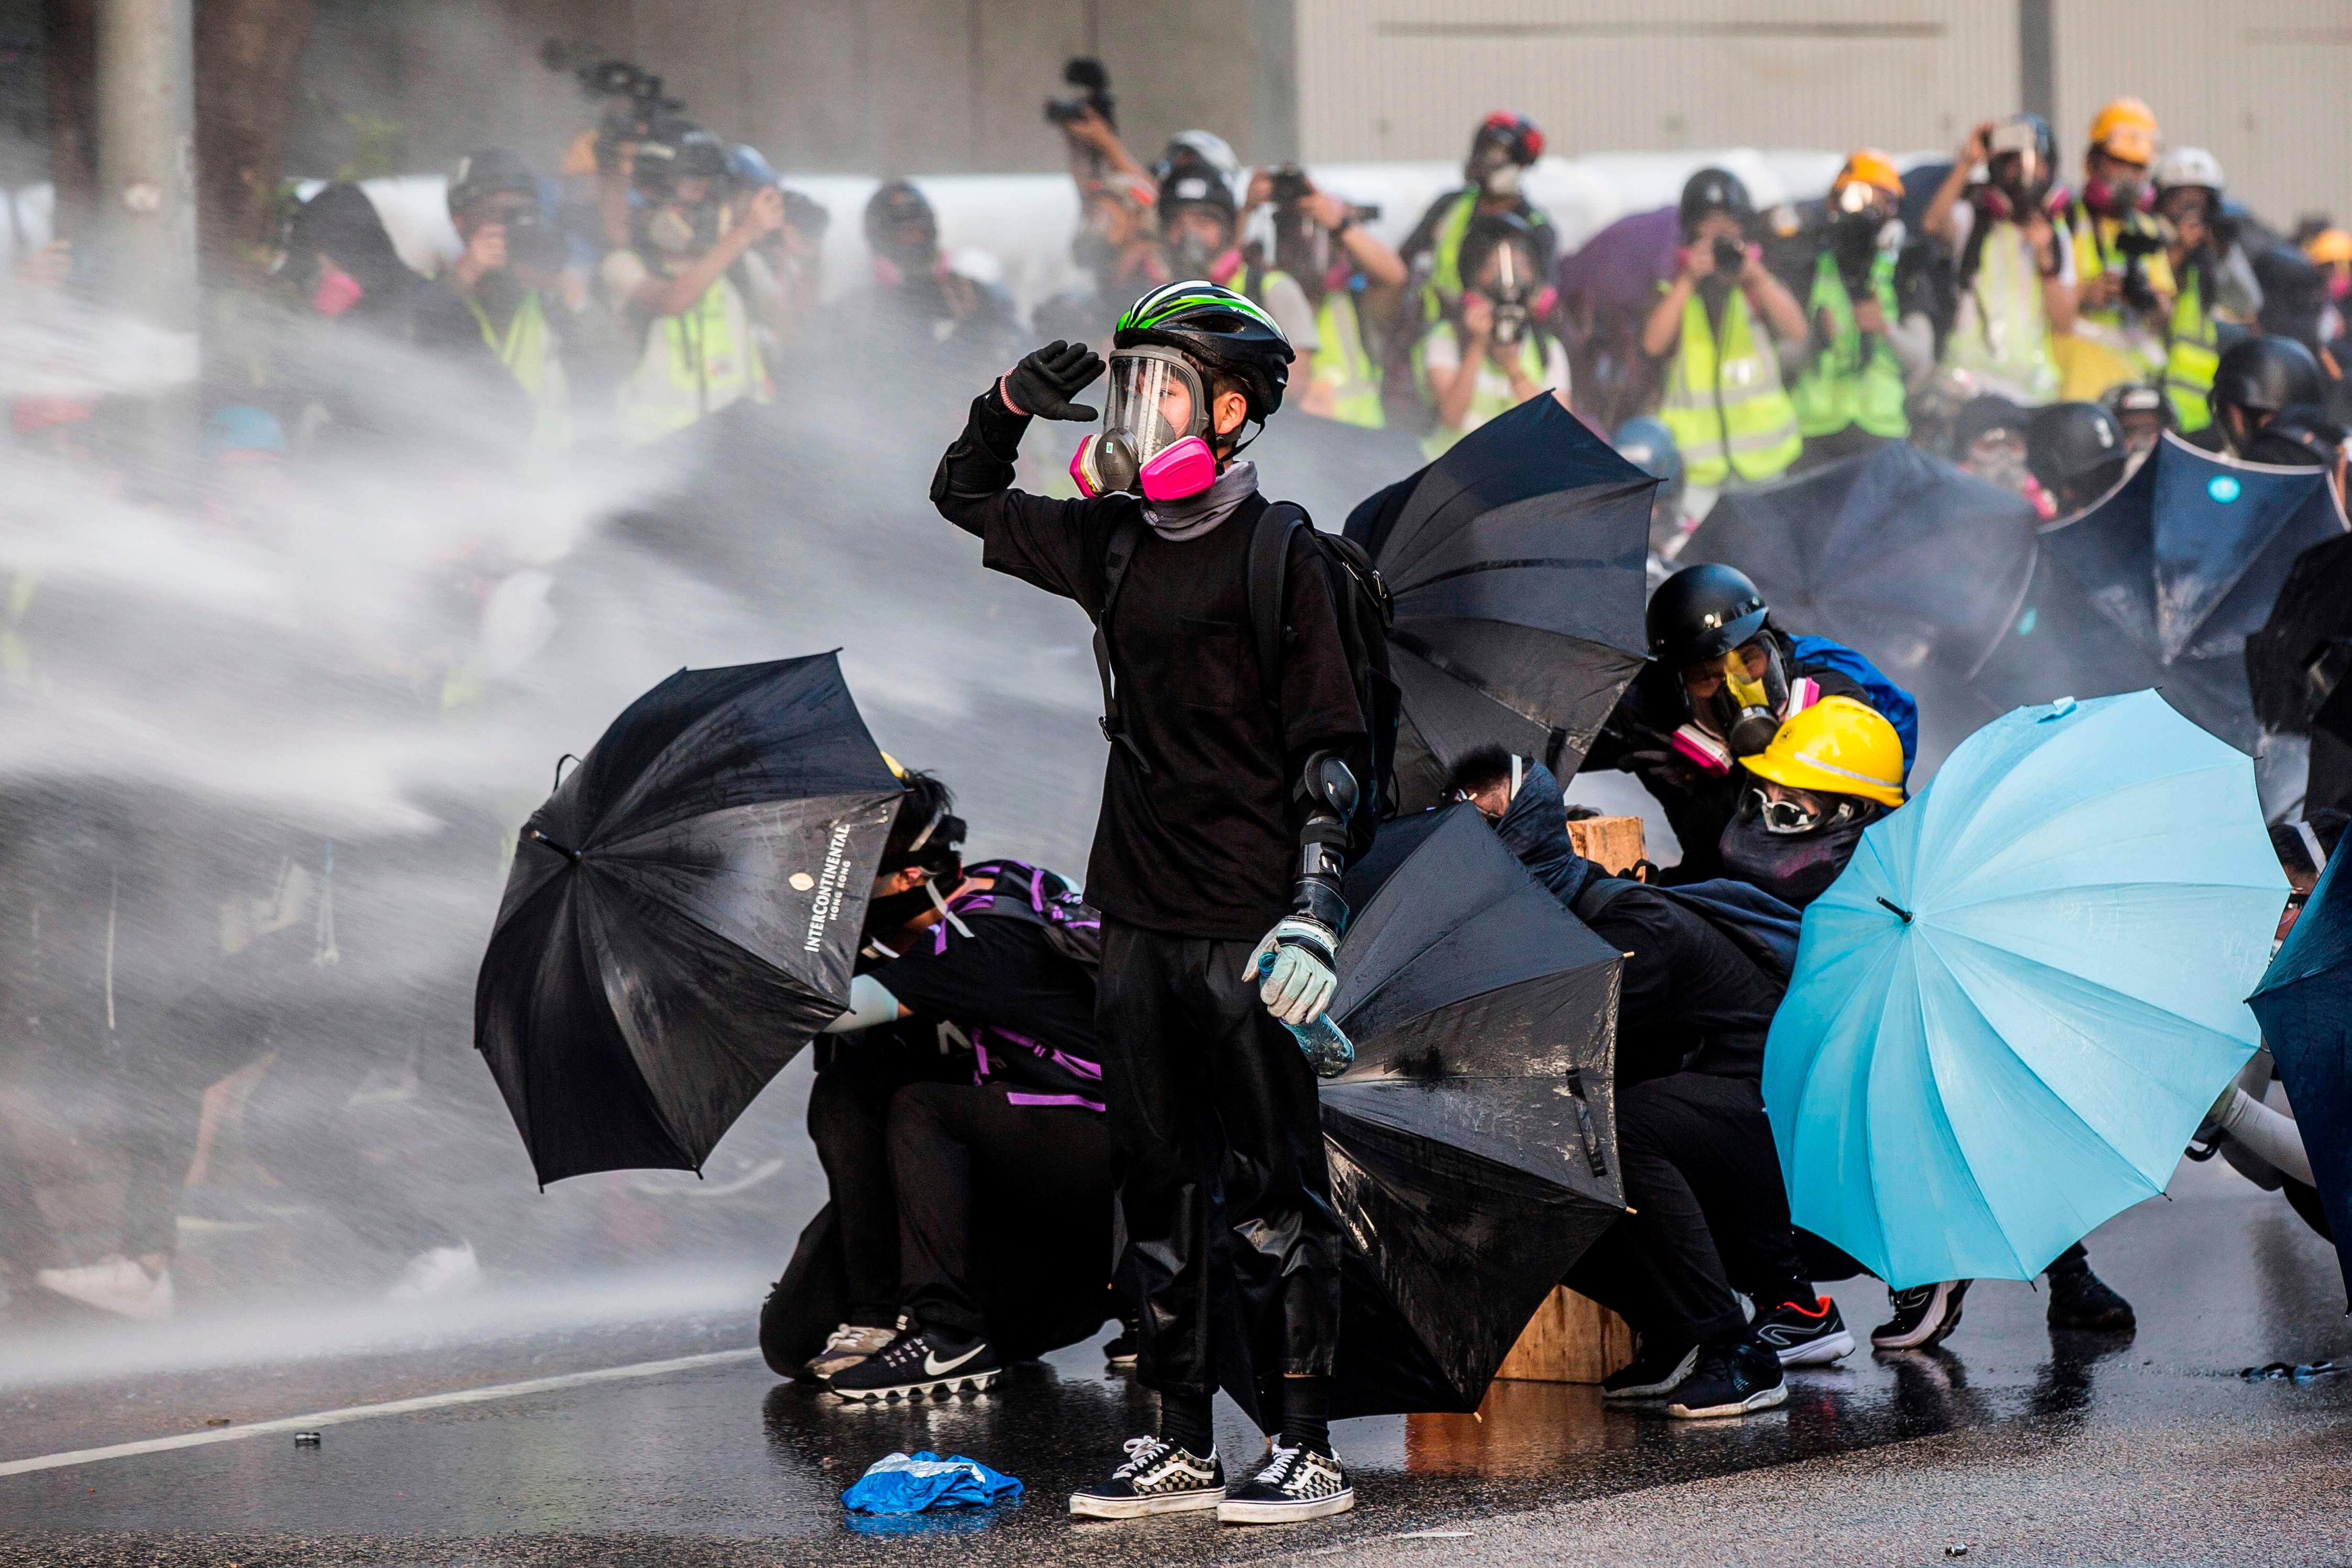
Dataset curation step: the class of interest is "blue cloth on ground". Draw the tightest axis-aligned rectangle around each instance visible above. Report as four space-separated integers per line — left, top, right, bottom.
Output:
841 1451 1024 1515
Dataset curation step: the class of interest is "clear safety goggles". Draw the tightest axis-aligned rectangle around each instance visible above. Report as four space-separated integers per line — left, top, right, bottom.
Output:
1100 347 1207 468
1747 786 1823 836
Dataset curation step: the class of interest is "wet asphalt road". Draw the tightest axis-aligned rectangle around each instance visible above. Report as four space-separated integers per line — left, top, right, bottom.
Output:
4 1158 2349 1567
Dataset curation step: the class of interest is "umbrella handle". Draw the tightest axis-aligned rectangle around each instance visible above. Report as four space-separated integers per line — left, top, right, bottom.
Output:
524 826 583 864
1875 896 1914 924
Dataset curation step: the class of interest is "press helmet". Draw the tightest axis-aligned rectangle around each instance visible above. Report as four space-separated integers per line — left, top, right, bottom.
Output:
1114 280 1294 423
447 147 537 219
1679 167 1753 238
2153 145 2225 197
2087 97 2160 165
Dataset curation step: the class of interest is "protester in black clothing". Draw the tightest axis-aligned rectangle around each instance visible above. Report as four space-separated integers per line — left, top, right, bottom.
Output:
845 180 1024 377
1449 747 1846 1418
798 773 1117 1399
2194 335 2326 459
1585 564 1882 881
932 281 1367 1524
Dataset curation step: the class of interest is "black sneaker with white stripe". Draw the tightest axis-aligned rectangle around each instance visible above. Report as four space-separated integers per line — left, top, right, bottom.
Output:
1752 1294 1857 1365
1871 1279 1971 1350
826 1325 1000 1401
1069 1437 1225 1518
1217 1439 1354 1524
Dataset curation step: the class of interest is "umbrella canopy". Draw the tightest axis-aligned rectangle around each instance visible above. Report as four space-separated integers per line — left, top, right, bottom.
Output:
1343 393 1652 809
1223 805 1626 1420
1765 691 2285 1288
1555 204 1677 319
2247 531 2352 738
2248 843 2352 1306
476 653 902 1185
1684 440 2039 684
2036 433 2346 751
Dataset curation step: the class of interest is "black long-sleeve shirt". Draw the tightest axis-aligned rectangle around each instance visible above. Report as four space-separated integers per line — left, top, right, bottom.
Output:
932 387 1366 939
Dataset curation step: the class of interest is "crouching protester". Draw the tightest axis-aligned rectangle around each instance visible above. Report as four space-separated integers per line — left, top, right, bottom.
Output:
932 283 1377 1523
1586 563 1916 882
1449 747 1852 1420
765 770 1118 1398
1717 703 2138 1344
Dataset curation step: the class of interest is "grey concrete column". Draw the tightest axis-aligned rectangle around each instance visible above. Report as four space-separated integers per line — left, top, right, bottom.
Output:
93 0 197 465
1249 0 1297 164
2018 0 2055 123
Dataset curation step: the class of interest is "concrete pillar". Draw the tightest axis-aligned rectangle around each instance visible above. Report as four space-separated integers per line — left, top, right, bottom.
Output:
93 0 197 463
2018 0 2055 123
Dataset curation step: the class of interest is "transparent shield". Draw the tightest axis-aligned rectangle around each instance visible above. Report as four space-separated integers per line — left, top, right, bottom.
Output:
1100 348 1205 467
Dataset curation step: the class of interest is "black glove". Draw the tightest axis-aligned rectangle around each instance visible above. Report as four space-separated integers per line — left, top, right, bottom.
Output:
1002 339 1105 422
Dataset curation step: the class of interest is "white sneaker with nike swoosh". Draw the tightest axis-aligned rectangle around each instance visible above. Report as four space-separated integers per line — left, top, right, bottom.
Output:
827 1324 1002 1401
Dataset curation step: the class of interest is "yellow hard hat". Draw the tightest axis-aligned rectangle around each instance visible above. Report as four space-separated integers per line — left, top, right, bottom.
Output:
1740 697 1906 810
1830 149 1904 208
2305 228 2352 267
560 127 601 178
2088 97 2159 165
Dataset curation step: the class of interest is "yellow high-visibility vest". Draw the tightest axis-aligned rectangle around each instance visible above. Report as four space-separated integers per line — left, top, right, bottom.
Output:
1658 286 1803 486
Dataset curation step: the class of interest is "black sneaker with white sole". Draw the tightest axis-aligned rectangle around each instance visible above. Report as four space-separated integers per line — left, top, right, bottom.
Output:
1217 1439 1353 1524
826 1326 1000 1402
1871 1279 1971 1350
1601 1339 1700 1400
1069 1437 1225 1518
1665 1338 1788 1419
1752 1294 1857 1366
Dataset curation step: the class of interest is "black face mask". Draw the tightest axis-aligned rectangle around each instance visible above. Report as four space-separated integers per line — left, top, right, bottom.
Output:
1719 803 1872 909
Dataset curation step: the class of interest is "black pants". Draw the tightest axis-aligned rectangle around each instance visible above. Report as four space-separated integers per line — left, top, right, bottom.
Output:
1097 919 1342 1399
888 1081 1113 1341
807 1030 970 1326
1564 1071 1808 1349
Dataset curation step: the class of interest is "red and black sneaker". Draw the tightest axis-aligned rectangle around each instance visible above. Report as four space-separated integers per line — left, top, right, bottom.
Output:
1752 1294 1856 1366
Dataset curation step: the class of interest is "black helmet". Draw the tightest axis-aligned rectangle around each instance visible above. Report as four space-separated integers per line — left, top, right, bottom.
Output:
2211 335 2326 418
632 123 731 196
1986 114 2058 196
1156 156 1236 230
863 179 936 249
2026 401 2128 508
447 147 537 219
2101 380 2176 429
1647 562 1769 667
1114 280 1293 421
1679 167 1752 238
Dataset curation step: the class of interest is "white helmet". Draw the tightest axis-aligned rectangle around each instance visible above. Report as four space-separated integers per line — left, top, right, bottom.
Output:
2154 146 2225 195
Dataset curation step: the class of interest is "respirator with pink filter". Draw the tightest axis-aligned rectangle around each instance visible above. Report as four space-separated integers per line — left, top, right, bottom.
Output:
1069 345 1220 502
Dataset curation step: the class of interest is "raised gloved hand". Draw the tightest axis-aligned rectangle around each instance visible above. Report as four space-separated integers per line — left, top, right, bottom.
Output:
1246 915 1339 1028
1001 339 1105 422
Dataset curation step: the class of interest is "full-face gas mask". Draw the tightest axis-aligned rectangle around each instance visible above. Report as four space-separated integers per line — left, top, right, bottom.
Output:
1069 346 1220 502
1685 641 1791 759
1829 181 1901 282
644 195 726 256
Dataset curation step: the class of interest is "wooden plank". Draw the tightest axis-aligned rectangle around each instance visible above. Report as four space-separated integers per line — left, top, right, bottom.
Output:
1566 814 1646 875
1494 1285 1636 1385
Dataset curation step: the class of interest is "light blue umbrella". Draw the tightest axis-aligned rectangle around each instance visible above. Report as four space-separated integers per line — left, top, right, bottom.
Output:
1764 690 2287 1288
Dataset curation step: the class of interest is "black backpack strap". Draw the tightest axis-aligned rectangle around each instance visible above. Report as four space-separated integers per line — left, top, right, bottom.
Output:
1247 501 1310 714
1091 510 1152 773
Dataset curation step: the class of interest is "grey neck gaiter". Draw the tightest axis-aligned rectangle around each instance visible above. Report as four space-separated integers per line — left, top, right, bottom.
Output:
1142 459 1259 542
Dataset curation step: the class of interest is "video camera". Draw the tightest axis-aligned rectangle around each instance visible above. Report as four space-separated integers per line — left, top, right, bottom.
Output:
540 40 686 171
1044 57 1116 130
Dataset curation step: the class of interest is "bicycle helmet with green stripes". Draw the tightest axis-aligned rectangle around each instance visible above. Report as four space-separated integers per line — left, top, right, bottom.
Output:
1113 279 1294 424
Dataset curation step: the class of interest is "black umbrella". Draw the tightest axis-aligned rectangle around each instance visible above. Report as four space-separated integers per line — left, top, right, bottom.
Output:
1221 805 1625 1420
2034 433 2345 752
1684 441 2039 686
1344 394 1652 809
2248 532 2352 814
475 653 902 1186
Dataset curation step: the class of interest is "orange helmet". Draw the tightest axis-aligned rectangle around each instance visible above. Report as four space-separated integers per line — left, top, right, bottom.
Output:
2088 97 2159 165
2305 228 2352 268
1829 149 1903 213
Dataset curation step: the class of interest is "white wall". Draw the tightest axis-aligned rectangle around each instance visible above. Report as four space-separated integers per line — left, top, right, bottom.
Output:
1296 0 2015 167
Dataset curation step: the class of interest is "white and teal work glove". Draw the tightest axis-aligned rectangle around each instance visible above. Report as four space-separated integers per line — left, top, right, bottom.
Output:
1247 915 1339 1028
